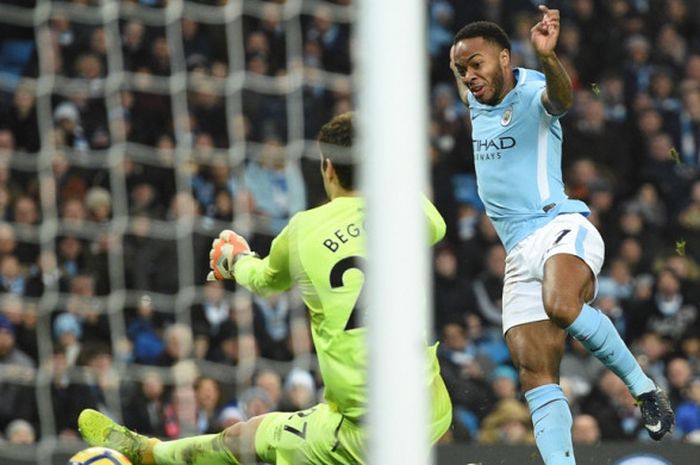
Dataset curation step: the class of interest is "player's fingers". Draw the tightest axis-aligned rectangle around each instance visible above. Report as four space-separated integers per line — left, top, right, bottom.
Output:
538 5 549 14
547 14 560 26
531 22 547 34
547 9 560 20
218 230 232 241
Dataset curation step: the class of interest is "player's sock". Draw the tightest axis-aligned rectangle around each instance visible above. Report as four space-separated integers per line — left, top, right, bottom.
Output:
153 433 241 465
525 384 575 465
566 303 655 397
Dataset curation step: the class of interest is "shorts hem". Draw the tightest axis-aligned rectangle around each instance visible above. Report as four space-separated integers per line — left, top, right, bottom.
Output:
502 315 551 335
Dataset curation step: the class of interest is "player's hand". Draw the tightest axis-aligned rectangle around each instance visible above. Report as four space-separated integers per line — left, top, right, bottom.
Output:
530 5 560 58
449 44 469 105
449 45 458 74
207 229 251 281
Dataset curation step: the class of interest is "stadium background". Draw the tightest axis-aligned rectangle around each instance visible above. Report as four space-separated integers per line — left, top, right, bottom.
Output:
0 0 699 463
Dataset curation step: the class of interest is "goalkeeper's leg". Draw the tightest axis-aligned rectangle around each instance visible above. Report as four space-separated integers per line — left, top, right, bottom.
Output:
78 409 264 465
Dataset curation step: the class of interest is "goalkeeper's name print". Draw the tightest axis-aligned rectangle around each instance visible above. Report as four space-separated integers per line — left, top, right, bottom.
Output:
322 222 363 253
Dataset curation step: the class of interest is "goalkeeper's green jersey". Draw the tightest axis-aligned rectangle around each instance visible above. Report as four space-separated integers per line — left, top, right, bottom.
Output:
234 195 446 420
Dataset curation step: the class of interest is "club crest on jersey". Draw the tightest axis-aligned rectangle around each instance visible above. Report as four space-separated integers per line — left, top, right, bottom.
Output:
500 107 513 126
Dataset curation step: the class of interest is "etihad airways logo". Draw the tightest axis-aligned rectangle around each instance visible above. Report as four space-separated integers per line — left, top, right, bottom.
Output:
472 136 516 161
472 137 516 151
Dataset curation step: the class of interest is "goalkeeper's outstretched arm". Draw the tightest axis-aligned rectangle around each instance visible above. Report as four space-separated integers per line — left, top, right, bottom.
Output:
208 227 292 296
233 226 292 296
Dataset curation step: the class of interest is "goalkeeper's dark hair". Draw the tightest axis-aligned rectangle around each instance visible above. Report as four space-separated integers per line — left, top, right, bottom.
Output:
453 21 511 52
318 111 355 190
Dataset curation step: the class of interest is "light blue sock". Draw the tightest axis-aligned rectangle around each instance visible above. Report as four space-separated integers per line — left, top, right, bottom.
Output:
566 303 655 397
525 384 575 465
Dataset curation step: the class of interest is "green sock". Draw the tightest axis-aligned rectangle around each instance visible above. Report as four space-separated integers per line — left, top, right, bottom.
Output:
153 432 241 465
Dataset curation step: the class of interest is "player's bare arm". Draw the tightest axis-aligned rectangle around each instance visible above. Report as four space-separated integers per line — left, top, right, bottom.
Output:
531 5 572 115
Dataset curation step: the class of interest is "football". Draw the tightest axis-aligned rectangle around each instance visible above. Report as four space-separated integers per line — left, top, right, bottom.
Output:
67 447 132 465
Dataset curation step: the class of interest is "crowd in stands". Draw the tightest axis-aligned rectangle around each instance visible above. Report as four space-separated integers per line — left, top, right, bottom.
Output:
0 0 700 450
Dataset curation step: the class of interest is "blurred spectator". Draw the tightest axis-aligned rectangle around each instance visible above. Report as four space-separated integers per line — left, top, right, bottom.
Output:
0 314 35 432
217 405 243 429
49 347 95 438
564 93 632 185
156 323 194 367
580 370 644 440
279 368 316 412
560 339 603 401
65 273 110 344
53 312 82 367
469 244 505 330
0 254 25 295
1 295 37 363
571 414 601 445
237 386 274 420
254 368 282 411
194 376 222 434
490 365 519 402
191 280 231 345
252 293 293 362
128 295 166 365
123 370 169 437
245 138 306 253
5 418 36 445
629 267 699 343
598 258 636 302
433 245 473 330
305 5 350 74
667 356 694 410
25 249 69 297
677 376 700 438
478 398 534 445
77 341 120 420
438 321 496 426
163 384 198 439
678 178 700 259
3 83 39 153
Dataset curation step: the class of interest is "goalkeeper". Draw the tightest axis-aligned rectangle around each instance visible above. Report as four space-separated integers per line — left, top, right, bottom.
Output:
78 112 452 465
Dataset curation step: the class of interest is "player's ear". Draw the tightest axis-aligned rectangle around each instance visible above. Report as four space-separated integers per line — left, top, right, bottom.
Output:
500 49 510 67
324 158 336 180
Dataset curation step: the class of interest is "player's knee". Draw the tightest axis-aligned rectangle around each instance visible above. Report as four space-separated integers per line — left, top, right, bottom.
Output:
222 420 255 458
517 364 557 392
543 293 581 328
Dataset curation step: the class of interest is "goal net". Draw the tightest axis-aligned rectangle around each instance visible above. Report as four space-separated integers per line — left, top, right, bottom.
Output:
0 1 405 464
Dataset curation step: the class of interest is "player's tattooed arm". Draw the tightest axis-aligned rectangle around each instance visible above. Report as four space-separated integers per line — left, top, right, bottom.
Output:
530 5 573 115
539 54 573 115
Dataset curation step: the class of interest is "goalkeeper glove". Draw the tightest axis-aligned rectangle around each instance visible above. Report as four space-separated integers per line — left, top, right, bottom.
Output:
207 229 253 281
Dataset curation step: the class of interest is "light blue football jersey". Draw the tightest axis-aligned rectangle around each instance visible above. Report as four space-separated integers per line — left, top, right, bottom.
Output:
467 67 589 252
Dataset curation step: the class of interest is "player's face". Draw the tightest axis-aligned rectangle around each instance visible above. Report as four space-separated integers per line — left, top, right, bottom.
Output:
453 37 510 105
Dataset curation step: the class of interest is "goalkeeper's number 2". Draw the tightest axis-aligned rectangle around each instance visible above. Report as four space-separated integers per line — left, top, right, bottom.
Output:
329 255 366 331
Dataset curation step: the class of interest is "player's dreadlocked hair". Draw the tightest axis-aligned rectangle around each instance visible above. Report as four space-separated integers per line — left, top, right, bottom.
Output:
453 20 511 52
318 111 355 190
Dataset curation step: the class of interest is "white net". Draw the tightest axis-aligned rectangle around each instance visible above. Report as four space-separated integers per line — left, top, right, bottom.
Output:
0 1 353 463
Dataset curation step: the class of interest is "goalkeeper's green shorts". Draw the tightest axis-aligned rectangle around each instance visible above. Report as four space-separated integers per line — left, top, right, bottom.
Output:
254 376 452 465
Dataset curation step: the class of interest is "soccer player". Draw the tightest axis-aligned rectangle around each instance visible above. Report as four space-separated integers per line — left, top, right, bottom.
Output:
449 6 673 465
77 112 453 465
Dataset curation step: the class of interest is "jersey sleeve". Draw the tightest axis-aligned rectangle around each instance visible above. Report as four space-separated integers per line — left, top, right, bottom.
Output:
423 196 446 245
232 225 293 296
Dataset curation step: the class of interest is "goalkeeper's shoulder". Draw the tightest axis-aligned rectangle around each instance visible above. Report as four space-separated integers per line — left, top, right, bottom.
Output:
287 200 339 225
